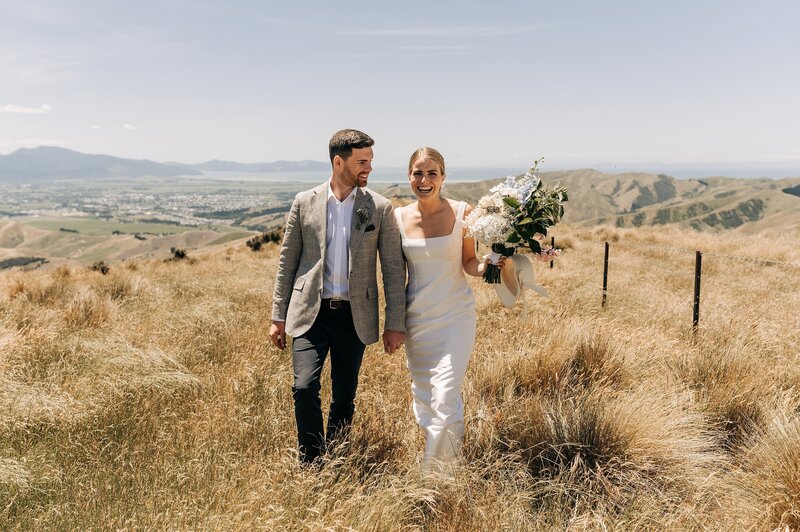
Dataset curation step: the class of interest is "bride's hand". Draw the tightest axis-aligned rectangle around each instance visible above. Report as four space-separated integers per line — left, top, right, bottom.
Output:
478 255 506 274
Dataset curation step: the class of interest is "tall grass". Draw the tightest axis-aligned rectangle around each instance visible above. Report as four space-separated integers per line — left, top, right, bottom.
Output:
1 225 798 529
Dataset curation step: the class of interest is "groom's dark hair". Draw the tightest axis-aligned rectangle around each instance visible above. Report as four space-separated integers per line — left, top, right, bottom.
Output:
329 129 374 163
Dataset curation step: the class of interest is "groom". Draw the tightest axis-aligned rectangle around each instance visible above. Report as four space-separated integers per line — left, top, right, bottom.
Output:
269 129 407 464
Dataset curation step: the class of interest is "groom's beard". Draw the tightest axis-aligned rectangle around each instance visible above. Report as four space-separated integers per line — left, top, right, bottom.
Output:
342 168 369 188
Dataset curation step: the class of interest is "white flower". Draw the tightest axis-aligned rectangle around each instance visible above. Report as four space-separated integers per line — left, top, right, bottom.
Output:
523 170 541 189
465 159 566 250
465 193 515 245
489 175 525 201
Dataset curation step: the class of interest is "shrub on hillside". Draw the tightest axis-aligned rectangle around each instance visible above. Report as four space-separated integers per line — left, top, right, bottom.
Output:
246 228 284 251
169 247 187 260
91 261 110 275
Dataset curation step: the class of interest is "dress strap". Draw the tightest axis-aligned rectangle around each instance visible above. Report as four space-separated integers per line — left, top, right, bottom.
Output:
455 201 467 224
394 206 407 239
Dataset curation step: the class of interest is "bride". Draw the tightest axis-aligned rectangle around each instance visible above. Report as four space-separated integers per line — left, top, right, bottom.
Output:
395 147 504 473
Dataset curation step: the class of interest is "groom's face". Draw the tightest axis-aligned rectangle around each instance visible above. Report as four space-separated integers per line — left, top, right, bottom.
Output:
337 147 373 188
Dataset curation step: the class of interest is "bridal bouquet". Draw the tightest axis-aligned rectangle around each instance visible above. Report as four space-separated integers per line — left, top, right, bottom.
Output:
465 159 568 283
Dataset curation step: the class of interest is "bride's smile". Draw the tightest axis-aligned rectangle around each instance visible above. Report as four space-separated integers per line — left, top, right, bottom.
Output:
409 157 445 199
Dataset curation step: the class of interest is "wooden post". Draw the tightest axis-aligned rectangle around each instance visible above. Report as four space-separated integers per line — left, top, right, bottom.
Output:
550 236 555 269
602 242 609 307
693 251 702 333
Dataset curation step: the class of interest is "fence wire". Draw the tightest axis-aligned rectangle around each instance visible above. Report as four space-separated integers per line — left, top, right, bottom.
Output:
610 240 800 268
701 276 795 298
600 239 799 331
611 241 697 257
702 251 800 268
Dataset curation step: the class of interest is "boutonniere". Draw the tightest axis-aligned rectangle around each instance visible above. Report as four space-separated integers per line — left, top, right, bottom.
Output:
355 207 371 230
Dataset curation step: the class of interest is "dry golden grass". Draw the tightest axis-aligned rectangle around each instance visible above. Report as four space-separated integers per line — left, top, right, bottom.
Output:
1 224 798 530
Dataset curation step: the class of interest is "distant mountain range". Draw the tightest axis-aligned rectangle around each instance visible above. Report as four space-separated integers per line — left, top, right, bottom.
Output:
0 146 329 182
0 147 200 181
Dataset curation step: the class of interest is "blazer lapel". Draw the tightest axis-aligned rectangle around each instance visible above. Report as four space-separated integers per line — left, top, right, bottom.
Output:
312 183 328 256
348 187 372 269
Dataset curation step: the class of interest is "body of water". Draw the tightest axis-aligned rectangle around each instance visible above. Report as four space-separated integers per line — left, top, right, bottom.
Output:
184 162 800 184
186 167 527 184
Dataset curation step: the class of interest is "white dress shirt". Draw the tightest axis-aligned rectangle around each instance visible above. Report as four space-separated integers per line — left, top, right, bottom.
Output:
323 183 356 300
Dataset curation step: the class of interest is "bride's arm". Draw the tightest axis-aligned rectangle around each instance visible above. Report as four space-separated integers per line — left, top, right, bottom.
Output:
462 234 484 277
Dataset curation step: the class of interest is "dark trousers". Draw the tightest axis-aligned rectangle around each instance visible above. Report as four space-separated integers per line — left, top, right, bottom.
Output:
292 304 366 463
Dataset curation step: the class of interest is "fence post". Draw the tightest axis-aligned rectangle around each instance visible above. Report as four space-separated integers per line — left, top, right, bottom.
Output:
602 241 609 307
693 251 702 333
550 236 555 269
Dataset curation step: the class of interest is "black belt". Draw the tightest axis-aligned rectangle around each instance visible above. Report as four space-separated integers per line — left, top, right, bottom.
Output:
322 298 350 310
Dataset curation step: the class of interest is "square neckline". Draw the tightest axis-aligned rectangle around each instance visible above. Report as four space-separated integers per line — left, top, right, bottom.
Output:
397 201 466 241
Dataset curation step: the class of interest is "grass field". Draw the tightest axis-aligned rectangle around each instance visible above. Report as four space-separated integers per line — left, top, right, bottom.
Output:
206 231 258 246
0 224 798 529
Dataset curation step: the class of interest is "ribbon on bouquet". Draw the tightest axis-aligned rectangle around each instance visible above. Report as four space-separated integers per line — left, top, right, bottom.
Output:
489 254 548 320
481 244 516 283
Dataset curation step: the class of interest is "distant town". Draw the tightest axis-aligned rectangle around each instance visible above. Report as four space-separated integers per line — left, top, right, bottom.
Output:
0 178 300 231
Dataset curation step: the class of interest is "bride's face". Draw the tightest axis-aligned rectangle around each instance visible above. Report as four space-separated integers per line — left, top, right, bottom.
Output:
408 158 445 200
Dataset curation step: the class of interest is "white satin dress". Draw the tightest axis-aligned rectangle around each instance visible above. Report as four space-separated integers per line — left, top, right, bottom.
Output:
395 202 477 470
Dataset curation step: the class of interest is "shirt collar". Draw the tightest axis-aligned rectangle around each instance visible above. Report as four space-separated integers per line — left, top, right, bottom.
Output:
327 182 357 204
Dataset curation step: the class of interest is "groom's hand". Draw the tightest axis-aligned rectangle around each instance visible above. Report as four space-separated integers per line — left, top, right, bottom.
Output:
269 321 287 350
383 329 405 354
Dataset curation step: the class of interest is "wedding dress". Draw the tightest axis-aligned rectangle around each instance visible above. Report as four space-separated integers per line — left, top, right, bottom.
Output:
395 201 476 471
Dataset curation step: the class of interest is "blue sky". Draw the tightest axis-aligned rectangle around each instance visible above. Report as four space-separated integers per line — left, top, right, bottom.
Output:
1 0 799 171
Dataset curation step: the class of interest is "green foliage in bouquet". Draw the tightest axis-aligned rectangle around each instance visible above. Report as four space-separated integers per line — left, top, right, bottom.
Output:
503 159 568 253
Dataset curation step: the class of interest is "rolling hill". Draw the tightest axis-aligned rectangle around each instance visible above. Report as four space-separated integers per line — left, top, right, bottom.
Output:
0 219 252 267
537 170 800 235
393 170 800 236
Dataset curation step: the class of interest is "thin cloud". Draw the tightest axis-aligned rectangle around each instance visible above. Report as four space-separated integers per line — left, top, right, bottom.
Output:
0 49 83 85
114 123 143 131
328 45 480 59
397 45 480 51
259 16 310 28
0 104 52 114
759 151 800 161
105 27 195 53
338 22 554 38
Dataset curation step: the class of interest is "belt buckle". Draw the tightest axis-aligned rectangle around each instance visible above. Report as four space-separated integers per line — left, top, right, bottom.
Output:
328 298 344 310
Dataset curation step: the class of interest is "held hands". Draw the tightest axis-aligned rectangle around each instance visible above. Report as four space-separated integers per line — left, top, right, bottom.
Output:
269 321 287 350
271 322 405 354
383 329 405 354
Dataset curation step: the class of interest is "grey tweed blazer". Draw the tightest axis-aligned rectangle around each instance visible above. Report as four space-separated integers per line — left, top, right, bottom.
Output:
271 183 407 344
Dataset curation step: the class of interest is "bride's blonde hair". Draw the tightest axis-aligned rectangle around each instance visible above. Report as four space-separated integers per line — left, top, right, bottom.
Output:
408 147 446 176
